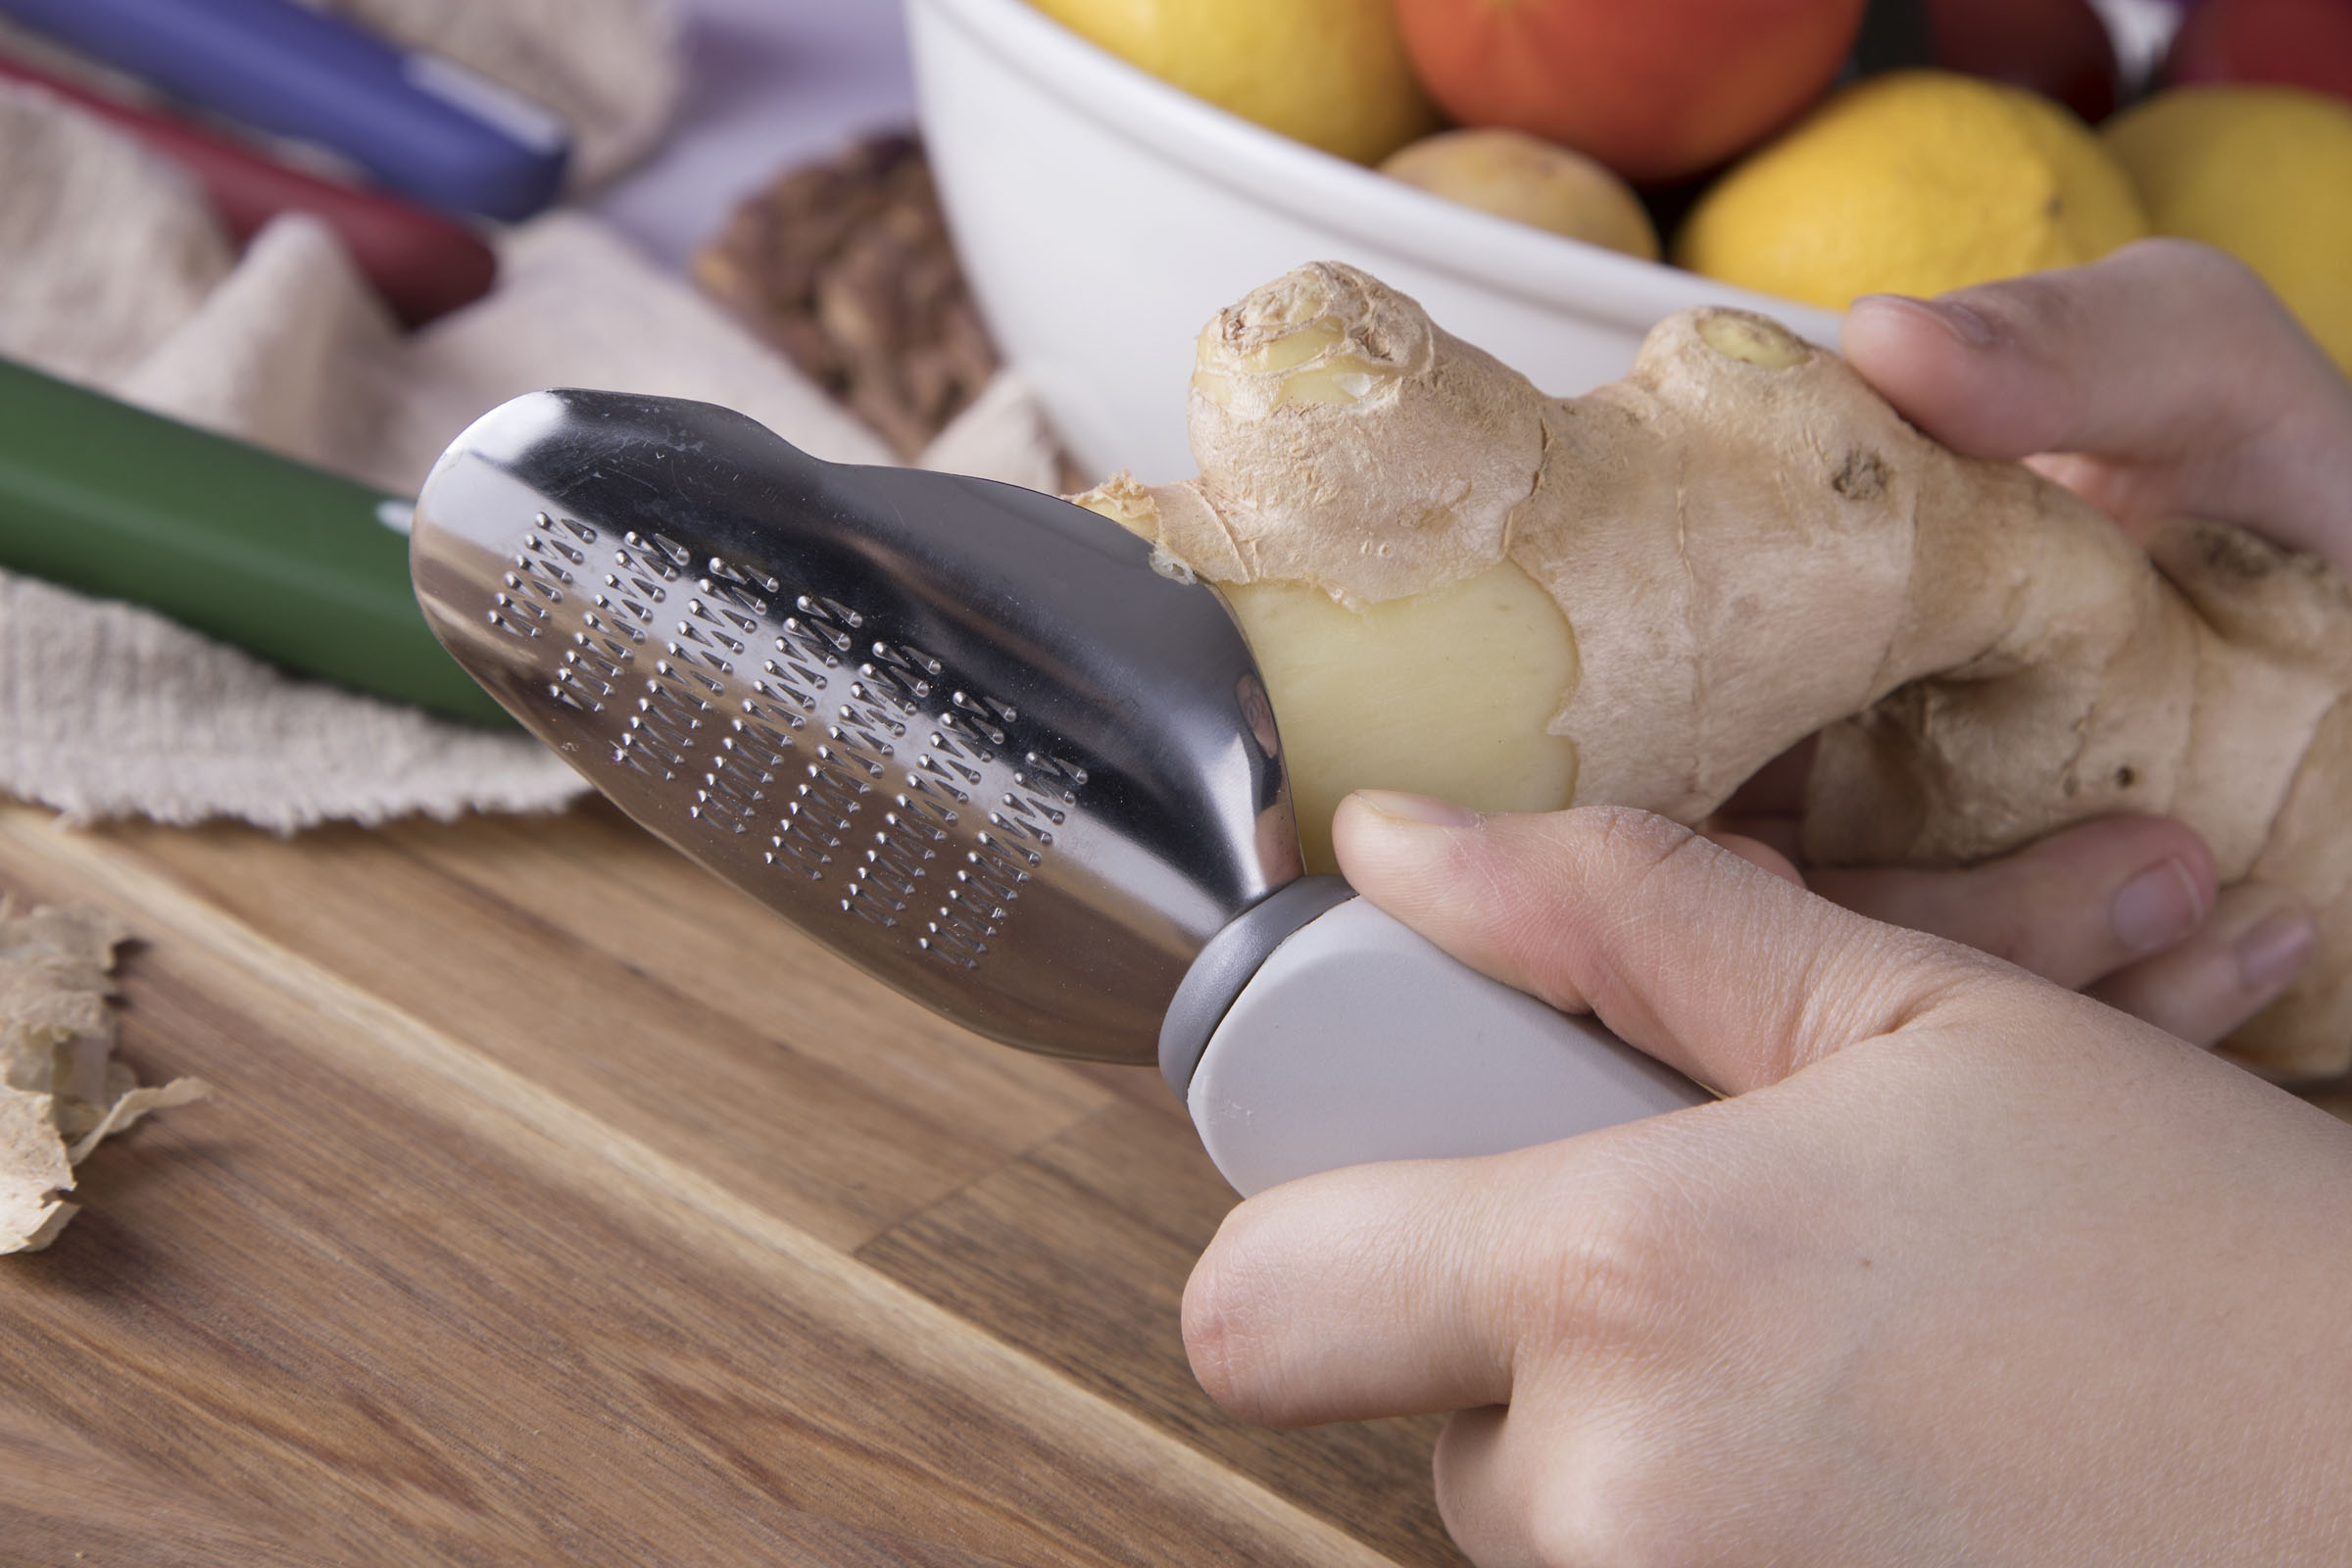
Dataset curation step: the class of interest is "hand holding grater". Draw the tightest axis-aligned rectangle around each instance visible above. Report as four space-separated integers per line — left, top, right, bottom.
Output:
410 391 1708 1195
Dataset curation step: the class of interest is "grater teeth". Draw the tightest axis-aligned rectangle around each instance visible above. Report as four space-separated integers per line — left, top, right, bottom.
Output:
411 388 1298 1066
488 512 1083 972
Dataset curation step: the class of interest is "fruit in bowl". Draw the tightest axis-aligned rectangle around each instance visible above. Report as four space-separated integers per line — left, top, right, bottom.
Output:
2104 84 2352 372
1676 70 2148 310
1918 0 2120 122
1392 0 1871 182
2162 0 2352 104
1025 0 1436 162
1378 128 1658 260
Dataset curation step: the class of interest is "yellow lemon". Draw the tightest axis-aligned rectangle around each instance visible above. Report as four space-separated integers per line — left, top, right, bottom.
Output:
2105 85 2352 375
1675 70 2147 310
1030 0 1437 165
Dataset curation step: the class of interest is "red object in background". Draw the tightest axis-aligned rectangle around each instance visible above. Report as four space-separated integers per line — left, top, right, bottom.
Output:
0 53 495 327
2164 0 2352 102
1924 0 2120 121
1392 0 1871 183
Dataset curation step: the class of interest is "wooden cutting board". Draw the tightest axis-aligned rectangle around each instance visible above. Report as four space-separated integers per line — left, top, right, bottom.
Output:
0 801 1465 1566
13 800 2342 1563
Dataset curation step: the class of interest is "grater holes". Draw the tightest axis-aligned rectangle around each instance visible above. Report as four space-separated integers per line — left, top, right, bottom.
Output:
987 810 1051 848
898 785 959 830
557 663 613 701
617 536 680 583
781 615 851 659
690 598 760 636
938 710 1002 753
974 830 1041 872
611 745 672 782
920 752 980 789
757 670 820 710
766 830 829 879
1000 790 1065 827
727 714 795 769
870 640 943 677
817 741 888 780
496 509 1087 981
707 554 779 595
799 593 864 630
857 666 924 713
691 759 765 834
837 693 906 742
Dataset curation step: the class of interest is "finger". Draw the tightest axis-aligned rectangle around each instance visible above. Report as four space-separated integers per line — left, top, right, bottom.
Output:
1330 793 1993 1095
2088 882 2318 1048
1432 1406 1538 1568
1703 831 1805 887
1183 1156 1525 1425
1841 239 2352 561
1804 815 2219 991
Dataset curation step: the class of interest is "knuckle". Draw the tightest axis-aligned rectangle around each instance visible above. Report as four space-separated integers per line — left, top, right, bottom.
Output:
1527 1464 1711 1568
1517 1158 1703 1359
1580 806 1697 870
2129 234 2264 300
1579 809 1731 917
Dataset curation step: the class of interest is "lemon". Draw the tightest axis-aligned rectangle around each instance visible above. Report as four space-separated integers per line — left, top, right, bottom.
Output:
1675 71 2147 311
2105 86 2352 375
1030 0 1436 165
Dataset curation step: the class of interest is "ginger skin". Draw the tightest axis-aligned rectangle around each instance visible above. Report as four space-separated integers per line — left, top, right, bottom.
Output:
1079 262 2352 1079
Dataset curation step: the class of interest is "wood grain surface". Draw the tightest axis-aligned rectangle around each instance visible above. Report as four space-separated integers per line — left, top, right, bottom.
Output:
0 802 1465 1566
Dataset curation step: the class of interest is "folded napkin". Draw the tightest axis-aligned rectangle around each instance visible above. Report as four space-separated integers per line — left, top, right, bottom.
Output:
0 80 1063 832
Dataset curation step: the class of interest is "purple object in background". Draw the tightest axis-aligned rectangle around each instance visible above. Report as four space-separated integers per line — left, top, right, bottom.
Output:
0 0 570 219
593 0 916 272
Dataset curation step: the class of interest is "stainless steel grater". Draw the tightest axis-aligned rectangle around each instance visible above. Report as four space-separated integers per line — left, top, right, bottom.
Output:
413 391 1705 1194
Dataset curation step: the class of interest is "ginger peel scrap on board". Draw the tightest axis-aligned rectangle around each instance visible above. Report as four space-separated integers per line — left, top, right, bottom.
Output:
0 902 207 1252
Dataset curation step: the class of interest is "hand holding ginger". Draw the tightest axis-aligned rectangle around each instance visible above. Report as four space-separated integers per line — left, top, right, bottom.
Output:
1715 239 2351 1051
1083 245 2352 1076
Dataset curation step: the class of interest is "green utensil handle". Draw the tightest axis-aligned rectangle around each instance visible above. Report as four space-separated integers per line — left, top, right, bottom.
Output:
0 356 510 726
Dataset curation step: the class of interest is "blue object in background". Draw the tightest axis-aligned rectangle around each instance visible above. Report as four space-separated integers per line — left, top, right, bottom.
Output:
0 0 570 220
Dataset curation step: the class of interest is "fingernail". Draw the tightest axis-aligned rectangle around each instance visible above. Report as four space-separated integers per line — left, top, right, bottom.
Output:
1348 790 1482 830
2111 858 2206 953
2236 909 2318 997
1855 293 1994 348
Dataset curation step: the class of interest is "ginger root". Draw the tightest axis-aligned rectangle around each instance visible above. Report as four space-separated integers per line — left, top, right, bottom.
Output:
1077 262 2352 1079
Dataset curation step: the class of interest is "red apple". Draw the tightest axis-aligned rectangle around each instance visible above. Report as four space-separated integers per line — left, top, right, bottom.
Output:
1924 0 2120 122
1392 0 1871 184
2163 0 2352 104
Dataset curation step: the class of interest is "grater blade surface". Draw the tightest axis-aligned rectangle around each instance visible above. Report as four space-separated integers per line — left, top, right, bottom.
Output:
411 390 1300 1065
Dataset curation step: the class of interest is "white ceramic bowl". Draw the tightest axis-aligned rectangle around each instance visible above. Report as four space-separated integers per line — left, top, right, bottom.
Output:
905 0 1845 481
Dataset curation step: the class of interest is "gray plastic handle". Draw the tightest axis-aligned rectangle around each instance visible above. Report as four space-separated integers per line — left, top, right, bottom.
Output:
1186 897 1712 1197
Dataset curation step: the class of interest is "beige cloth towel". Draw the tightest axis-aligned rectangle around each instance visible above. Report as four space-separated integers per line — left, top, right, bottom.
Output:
0 82 1064 832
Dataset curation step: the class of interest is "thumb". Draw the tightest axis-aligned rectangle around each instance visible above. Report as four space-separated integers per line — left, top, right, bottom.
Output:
1332 794 1996 1095
1839 239 2352 562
